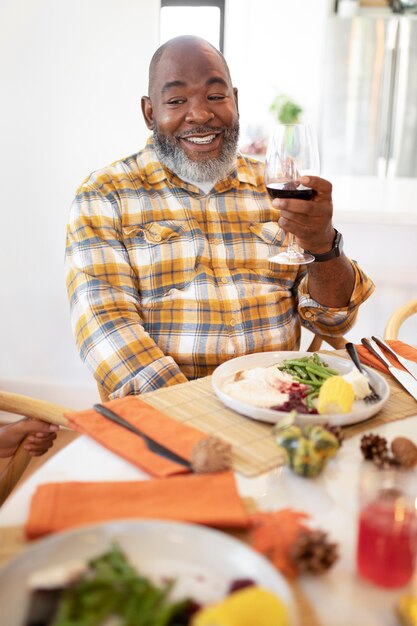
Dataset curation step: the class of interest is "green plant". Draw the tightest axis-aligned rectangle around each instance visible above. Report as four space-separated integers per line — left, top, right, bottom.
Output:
269 94 303 124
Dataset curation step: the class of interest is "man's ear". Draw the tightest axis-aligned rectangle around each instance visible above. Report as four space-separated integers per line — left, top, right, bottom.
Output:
233 87 239 114
141 96 154 130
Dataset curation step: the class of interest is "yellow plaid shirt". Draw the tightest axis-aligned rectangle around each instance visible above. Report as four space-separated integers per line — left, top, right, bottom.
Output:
66 137 374 398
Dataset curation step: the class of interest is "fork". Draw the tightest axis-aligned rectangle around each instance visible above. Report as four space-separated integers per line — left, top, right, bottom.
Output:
345 343 381 403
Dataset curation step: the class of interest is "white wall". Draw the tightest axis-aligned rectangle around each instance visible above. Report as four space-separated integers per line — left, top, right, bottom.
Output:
0 0 159 408
225 0 334 138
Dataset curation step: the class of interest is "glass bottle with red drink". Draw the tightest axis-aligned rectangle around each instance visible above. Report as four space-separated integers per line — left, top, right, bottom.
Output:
356 462 417 589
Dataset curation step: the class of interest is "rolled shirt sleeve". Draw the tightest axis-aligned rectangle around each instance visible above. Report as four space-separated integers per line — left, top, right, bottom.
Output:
297 259 375 337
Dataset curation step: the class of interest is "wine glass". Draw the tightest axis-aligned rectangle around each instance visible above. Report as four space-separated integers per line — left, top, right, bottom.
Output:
264 123 320 265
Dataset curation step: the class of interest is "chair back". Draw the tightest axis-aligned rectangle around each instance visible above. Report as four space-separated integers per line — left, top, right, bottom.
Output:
384 299 417 340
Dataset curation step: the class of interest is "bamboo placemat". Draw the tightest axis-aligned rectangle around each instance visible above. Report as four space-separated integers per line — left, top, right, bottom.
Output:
140 350 417 478
142 376 285 477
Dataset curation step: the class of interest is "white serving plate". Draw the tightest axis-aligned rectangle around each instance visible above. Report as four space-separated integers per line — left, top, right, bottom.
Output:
0 519 297 625
211 351 389 426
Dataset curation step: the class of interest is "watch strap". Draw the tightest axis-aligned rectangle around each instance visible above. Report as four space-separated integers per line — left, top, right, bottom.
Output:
305 229 343 262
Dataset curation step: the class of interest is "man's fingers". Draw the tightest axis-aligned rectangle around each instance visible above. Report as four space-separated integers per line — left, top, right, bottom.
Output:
300 175 332 195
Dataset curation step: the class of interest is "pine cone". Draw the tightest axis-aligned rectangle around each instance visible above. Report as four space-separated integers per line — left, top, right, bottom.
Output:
360 433 388 461
322 422 344 447
372 453 398 470
190 436 232 473
290 530 339 575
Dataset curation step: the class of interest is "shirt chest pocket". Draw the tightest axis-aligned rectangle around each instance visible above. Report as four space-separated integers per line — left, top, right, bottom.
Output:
249 221 285 247
240 221 292 279
122 221 200 299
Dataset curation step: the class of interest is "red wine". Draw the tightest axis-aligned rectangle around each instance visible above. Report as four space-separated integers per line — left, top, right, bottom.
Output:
267 183 316 200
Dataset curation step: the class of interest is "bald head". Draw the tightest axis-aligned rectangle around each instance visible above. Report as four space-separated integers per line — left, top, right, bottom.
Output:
148 36 232 97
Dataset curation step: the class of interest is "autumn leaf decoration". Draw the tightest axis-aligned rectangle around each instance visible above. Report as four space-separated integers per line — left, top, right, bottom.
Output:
248 509 338 579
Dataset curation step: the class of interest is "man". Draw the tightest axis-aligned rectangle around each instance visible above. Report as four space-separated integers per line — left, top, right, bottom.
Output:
65 36 374 399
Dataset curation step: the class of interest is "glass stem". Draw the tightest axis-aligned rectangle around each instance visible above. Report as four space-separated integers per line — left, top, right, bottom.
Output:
287 233 299 256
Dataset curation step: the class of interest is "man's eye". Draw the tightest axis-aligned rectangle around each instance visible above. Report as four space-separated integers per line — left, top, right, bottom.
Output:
167 99 185 105
208 95 226 101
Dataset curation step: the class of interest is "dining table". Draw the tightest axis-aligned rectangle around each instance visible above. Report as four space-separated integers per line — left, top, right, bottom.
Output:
0 349 416 626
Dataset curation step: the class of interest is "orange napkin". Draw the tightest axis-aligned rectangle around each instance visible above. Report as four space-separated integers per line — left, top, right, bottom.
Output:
25 471 249 540
356 339 417 375
65 396 206 478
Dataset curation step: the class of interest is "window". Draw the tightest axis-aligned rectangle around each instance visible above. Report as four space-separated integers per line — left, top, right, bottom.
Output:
160 0 225 52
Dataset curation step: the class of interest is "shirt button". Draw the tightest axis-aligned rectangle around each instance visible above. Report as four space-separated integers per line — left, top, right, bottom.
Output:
212 238 222 245
229 316 241 327
220 277 228 284
152 233 162 242
305 311 313 319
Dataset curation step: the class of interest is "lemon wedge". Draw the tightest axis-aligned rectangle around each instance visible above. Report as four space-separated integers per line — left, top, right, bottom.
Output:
317 376 355 414
191 586 289 626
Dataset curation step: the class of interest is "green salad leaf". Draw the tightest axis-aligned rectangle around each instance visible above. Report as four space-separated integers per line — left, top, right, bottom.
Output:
50 543 192 626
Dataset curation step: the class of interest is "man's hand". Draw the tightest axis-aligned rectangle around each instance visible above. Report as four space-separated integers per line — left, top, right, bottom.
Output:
271 174 356 307
272 175 335 254
0 419 59 458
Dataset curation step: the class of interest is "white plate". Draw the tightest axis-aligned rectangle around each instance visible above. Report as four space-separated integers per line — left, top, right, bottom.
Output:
0 519 297 625
212 351 390 426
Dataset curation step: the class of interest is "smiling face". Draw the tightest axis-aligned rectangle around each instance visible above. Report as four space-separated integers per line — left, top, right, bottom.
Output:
141 37 240 182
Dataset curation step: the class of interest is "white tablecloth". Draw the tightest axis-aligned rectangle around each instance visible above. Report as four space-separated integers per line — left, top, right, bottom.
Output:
1 415 416 626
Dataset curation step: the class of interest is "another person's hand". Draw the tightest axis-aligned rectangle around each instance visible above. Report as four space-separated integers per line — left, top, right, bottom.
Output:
0 419 59 458
272 175 335 254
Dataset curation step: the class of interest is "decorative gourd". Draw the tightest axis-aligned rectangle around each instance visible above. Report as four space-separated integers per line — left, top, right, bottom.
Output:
274 415 341 478
291 438 326 478
275 425 303 454
303 425 339 459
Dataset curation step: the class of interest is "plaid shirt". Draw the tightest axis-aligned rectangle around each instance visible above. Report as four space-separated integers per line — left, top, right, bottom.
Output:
66 137 374 398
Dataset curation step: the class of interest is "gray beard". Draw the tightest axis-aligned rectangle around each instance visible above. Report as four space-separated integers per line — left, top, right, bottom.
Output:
152 123 240 183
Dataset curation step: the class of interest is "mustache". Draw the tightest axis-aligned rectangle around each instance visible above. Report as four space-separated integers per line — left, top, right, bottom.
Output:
177 126 225 138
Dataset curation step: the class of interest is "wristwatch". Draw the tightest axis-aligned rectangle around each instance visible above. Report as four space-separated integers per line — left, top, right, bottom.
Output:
305 229 343 262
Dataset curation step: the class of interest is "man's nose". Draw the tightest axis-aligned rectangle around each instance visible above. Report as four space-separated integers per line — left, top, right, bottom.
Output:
184 103 215 125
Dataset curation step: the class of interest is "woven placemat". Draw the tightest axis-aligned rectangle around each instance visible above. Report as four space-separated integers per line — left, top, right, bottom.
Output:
142 377 285 477
141 351 417 477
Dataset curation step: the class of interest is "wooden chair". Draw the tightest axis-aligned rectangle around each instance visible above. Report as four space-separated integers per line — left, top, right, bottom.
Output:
384 299 417 340
306 333 347 352
0 392 70 506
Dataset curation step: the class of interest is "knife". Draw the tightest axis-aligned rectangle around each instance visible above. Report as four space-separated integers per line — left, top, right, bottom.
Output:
93 403 192 469
371 335 417 381
361 338 417 402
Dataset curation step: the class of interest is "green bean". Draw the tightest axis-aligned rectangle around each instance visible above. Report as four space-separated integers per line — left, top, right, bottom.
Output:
293 365 309 379
278 353 338 395
306 393 319 409
280 358 313 367
305 364 334 379
308 371 319 383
